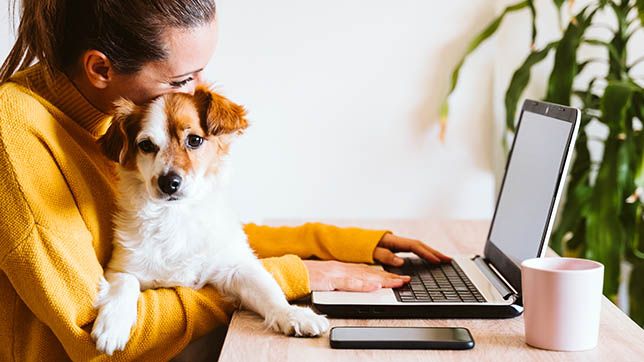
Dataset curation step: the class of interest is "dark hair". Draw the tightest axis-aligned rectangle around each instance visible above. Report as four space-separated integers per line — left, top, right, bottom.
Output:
0 0 217 83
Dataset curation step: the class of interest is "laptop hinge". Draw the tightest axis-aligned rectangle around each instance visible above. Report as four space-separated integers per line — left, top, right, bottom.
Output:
472 256 516 299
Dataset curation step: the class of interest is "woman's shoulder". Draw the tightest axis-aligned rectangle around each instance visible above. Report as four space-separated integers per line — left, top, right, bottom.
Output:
0 80 52 127
0 78 43 102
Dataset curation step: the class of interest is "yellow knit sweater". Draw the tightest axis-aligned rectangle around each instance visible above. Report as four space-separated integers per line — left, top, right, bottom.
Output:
0 64 387 362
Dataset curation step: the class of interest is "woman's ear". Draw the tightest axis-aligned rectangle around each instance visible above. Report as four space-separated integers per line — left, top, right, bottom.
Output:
82 50 113 89
98 99 137 163
193 85 249 136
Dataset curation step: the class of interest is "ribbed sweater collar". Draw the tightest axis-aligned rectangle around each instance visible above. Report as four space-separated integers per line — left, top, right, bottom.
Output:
9 63 111 137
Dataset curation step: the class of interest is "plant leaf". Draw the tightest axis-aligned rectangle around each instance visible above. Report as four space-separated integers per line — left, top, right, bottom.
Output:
628 258 644 327
583 39 621 63
601 81 635 132
550 114 592 254
545 6 596 105
553 0 565 11
633 92 644 216
528 0 537 48
440 0 529 141
637 0 644 33
550 169 592 254
504 42 558 132
630 205 644 261
635 146 644 192
584 82 634 297
586 137 625 298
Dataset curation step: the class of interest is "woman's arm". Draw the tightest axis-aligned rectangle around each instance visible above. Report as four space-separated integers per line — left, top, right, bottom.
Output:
245 223 452 293
244 222 388 263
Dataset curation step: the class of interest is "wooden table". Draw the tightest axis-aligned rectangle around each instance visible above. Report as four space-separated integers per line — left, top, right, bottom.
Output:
219 220 644 361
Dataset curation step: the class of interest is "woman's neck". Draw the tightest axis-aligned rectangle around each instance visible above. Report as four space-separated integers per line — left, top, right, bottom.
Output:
66 67 113 114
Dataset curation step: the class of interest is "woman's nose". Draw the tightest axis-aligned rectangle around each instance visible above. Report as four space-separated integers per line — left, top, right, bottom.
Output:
175 73 203 95
187 74 203 95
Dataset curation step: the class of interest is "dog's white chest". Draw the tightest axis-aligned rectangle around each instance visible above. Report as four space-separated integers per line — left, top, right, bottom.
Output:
112 198 250 291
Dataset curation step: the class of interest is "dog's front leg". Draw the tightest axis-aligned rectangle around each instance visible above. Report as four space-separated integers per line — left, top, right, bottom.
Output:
219 261 329 337
91 271 141 355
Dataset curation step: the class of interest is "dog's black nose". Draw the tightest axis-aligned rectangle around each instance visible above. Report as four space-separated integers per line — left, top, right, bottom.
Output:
158 172 182 195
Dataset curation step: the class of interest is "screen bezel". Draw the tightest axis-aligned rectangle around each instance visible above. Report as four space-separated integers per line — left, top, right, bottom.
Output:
483 99 580 294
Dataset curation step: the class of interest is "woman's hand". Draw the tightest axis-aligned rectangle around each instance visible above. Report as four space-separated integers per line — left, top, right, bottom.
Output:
303 260 411 292
373 232 452 266
303 233 451 292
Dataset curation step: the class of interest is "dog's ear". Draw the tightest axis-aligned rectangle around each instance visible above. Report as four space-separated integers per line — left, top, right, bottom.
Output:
194 85 249 136
98 98 137 163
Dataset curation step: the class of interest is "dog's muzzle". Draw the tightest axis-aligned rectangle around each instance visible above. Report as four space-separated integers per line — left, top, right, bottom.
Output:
158 172 182 196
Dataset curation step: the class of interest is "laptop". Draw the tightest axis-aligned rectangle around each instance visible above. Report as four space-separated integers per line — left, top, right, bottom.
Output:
312 99 581 319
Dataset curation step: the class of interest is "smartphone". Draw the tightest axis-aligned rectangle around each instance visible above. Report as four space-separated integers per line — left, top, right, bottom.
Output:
329 326 474 350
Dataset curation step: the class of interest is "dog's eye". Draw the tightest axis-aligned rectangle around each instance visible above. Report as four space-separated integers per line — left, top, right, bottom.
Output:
187 135 204 149
138 140 158 154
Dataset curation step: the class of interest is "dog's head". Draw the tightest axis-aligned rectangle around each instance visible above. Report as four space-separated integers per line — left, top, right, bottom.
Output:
98 85 248 201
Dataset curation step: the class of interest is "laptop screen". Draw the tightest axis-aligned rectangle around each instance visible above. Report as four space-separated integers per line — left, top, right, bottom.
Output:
484 101 578 292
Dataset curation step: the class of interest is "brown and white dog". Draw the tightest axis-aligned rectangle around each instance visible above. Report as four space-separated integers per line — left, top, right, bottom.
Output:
90 85 329 355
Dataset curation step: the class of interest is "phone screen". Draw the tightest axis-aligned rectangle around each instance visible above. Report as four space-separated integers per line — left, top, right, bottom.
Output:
330 327 474 349
332 327 470 341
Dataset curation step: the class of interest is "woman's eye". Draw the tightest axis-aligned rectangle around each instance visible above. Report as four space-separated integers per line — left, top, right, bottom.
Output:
187 135 204 149
138 140 158 154
169 76 194 88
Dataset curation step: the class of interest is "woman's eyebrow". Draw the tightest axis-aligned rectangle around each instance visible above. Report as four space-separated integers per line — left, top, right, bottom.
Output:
170 68 204 79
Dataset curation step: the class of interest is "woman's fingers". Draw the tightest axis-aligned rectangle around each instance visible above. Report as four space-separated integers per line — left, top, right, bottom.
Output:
378 272 410 288
302 260 410 292
373 247 404 266
333 267 410 291
410 241 451 263
335 277 381 292
377 233 452 263
422 243 452 262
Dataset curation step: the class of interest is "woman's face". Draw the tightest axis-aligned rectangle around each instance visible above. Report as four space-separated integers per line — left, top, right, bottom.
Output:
105 19 219 107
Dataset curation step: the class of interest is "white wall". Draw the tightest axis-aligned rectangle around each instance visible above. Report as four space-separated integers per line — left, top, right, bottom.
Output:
209 0 499 222
0 0 502 222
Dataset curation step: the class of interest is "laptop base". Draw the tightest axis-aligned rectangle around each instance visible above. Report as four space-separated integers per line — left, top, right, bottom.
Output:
313 299 523 319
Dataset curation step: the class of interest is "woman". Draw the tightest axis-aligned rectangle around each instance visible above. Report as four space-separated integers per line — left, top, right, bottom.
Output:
0 1 450 361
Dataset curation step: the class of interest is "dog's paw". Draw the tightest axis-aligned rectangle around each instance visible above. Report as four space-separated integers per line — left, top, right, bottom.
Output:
90 279 138 355
266 306 329 337
91 303 137 355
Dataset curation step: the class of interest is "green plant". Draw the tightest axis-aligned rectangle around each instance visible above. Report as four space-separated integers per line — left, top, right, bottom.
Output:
442 0 644 326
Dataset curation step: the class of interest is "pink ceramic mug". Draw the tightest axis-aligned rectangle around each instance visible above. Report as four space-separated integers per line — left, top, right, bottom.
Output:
521 257 604 351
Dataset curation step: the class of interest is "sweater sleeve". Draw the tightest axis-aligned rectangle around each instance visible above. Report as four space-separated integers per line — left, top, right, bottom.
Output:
261 255 311 300
244 222 390 264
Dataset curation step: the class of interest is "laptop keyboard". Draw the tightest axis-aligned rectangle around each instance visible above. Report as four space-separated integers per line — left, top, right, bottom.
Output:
384 258 486 303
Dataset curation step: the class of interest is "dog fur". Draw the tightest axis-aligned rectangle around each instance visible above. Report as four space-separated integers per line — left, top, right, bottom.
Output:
90 85 329 355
